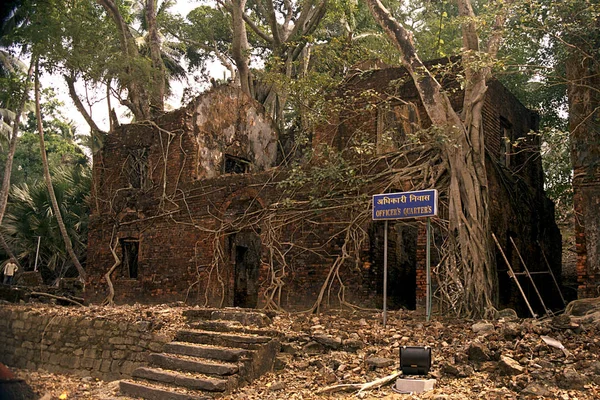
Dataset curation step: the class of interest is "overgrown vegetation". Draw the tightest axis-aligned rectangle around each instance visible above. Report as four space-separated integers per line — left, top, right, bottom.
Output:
1 0 597 314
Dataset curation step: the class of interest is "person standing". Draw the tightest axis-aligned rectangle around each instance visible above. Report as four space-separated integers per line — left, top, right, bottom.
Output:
2 258 18 285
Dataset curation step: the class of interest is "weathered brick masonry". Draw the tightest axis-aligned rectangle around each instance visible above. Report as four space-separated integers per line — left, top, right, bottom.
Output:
317 62 562 314
87 86 377 309
87 62 562 314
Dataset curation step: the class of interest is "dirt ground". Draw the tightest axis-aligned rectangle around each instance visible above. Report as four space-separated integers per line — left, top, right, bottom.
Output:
10 304 600 400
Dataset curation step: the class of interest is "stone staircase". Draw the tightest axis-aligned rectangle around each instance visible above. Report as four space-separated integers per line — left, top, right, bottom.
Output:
119 309 280 400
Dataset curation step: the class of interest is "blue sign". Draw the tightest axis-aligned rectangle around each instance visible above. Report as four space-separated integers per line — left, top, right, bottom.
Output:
372 189 438 220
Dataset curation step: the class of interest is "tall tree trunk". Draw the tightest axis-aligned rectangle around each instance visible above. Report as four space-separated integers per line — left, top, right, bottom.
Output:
566 38 600 299
0 59 34 228
365 0 498 316
145 0 165 112
34 63 87 282
231 0 252 95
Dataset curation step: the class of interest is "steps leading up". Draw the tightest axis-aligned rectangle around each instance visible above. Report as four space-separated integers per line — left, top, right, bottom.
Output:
119 308 280 399
164 342 252 363
183 308 273 328
148 353 239 376
132 367 228 392
175 329 272 349
119 380 212 400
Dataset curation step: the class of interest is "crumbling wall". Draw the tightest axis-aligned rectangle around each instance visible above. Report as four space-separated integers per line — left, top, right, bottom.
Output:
87 168 378 309
574 165 600 298
86 68 562 314
0 307 169 381
314 63 562 314
191 86 278 179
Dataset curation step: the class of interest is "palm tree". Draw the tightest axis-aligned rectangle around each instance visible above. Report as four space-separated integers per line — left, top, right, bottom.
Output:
2 165 90 282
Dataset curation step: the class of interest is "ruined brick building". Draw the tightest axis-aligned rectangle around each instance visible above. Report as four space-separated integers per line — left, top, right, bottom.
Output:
86 62 564 315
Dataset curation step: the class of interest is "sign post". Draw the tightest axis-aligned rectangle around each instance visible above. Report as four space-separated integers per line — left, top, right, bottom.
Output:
372 189 438 326
383 220 388 327
426 217 431 321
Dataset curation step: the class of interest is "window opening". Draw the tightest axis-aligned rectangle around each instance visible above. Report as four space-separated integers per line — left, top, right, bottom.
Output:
223 154 250 174
376 103 418 154
120 239 139 279
126 148 149 189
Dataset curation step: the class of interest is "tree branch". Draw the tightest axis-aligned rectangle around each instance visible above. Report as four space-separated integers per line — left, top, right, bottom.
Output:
64 73 106 136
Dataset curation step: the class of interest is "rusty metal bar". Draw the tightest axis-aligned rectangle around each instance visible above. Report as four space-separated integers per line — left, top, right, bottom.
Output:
538 242 566 307
492 233 537 318
510 237 552 316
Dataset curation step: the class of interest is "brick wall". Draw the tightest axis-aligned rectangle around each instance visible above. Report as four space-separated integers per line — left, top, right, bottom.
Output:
86 70 562 315
573 165 600 298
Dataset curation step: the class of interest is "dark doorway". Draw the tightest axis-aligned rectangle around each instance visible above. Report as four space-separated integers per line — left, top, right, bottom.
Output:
369 223 417 309
120 239 139 279
232 232 261 308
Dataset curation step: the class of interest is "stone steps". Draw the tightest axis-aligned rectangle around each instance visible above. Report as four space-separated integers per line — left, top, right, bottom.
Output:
132 367 229 392
183 308 273 328
189 319 280 337
164 342 253 363
119 308 280 399
175 329 272 349
148 353 239 376
119 380 212 400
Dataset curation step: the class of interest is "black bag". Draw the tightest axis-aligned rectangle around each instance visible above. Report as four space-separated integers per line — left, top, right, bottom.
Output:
399 346 431 375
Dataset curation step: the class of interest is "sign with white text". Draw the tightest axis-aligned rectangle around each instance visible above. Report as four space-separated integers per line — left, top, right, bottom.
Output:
372 189 438 220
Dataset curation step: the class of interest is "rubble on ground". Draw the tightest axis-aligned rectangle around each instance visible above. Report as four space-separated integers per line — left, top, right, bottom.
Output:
8 297 600 399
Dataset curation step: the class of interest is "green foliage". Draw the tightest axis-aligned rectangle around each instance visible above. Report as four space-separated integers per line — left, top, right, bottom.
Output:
280 144 368 208
1 165 91 281
540 128 572 223
0 87 88 185
182 5 233 70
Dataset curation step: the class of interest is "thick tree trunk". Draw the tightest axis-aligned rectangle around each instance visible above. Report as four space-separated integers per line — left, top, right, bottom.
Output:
231 0 252 95
145 0 165 112
35 64 87 282
567 46 600 299
365 0 498 316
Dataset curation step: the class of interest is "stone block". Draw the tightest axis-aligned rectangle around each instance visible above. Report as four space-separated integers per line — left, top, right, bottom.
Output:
393 378 436 394
112 350 126 360
148 342 164 352
12 320 25 330
83 348 97 359
100 359 112 373
59 354 76 367
22 341 35 350
120 361 139 376
78 319 91 328
108 337 126 345
93 320 105 328
81 357 94 369
110 360 122 373
48 353 61 365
